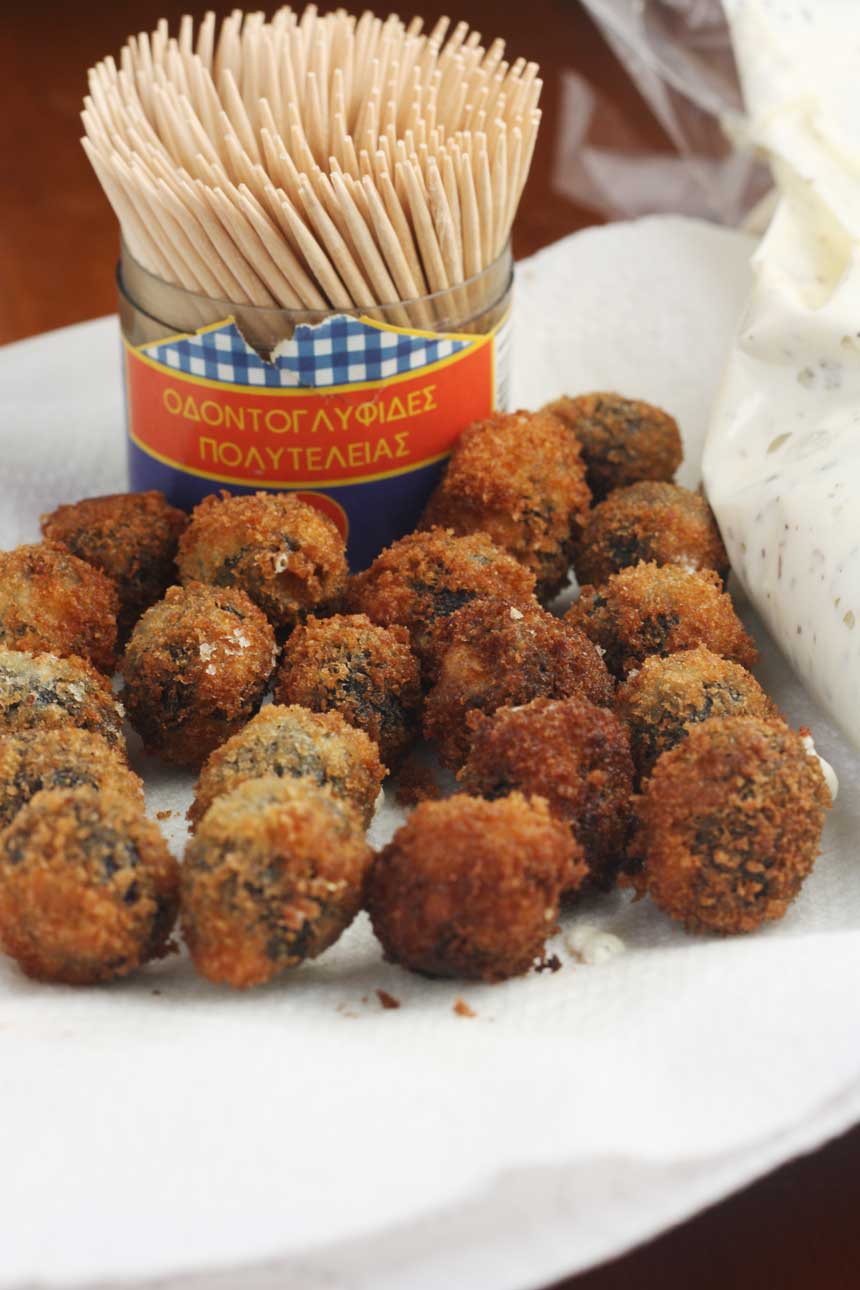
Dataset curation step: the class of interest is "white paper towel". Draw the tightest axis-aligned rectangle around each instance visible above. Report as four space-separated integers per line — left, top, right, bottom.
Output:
1 217 859 1290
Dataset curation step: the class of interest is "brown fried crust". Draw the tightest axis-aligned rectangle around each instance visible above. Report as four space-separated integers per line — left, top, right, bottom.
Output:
567 562 757 679
274 613 421 767
189 703 385 829
366 793 581 982
422 600 614 768
575 482 729 587
177 490 348 630
459 696 634 891
346 527 538 665
633 716 830 934
395 754 441 806
0 729 143 830
182 775 371 988
546 392 682 501
121 582 276 767
41 491 188 639
419 410 591 600
0 649 125 748
616 646 781 779
0 786 178 984
0 542 119 673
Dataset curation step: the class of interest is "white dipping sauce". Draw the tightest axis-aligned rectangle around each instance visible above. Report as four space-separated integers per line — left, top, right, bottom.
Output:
705 0 860 748
802 733 840 803
565 924 626 966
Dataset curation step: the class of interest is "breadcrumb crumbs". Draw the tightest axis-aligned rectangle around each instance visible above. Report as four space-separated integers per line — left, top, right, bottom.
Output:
376 988 401 1009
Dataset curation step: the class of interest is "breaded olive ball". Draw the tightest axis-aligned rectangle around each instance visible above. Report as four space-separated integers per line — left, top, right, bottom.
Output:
41 491 188 639
423 600 614 768
183 775 372 989
121 582 276 767
546 392 682 501
567 563 757 679
575 482 729 587
273 613 421 767
459 696 634 891
0 787 179 984
366 793 582 981
0 729 143 830
189 703 385 830
420 410 591 600
617 646 781 779
347 527 537 667
177 491 348 632
0 650 125 749
633 717 830 934
0 542 119 673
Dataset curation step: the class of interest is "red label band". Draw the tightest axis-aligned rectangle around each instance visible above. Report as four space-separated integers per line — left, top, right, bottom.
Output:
124 330 496 490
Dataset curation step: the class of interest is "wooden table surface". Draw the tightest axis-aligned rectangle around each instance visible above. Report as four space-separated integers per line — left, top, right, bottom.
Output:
2 2 858 1286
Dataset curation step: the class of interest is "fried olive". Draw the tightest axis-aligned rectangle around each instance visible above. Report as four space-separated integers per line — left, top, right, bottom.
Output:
121 582 276 767
347 527 537 667
616 646 781 779
183 775 371 988
567 562 757 679
632 717 830 934
177 491 348 631
459 696 634 890
41 491 188 639
546 392 682 501
189 703 385 830
0 729 143 829
0 542 119 673
273 613 421 767
366 793 582 981
420 409 591 600
0 649 125 749
423 600 614 768
575 482 728 586
0 786 178 984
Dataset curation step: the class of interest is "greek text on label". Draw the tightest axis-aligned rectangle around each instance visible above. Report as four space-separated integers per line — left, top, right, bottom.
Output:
161 384 438 433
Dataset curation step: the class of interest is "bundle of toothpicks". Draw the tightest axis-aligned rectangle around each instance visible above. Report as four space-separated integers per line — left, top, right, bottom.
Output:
83 7 541 331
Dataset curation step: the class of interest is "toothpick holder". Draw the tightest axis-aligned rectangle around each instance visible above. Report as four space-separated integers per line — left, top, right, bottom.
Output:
118 240 513 569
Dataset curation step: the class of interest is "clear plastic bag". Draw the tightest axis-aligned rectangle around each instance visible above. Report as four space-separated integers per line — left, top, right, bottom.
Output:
558 0 769 226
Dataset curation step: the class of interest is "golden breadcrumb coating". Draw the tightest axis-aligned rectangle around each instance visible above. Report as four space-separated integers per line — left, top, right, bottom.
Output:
366 793 583 981
575 482 728 586
632 716 830 934
0 729 142 829
0 649 125 749
423 599 614 767
347 527 537 666
567 562 757 679
420 409 591 600
189 703 385 829
459 696 634 891
0 542 119 673
546 392 682 501
274 613 421 766
616 646 781 779
177 490 347 631
0 786 178 983
183 775 371 988
41 491 188 639
121 582 276 767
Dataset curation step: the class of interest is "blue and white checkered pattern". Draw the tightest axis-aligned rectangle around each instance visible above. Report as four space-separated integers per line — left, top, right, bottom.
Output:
143 314 472 388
